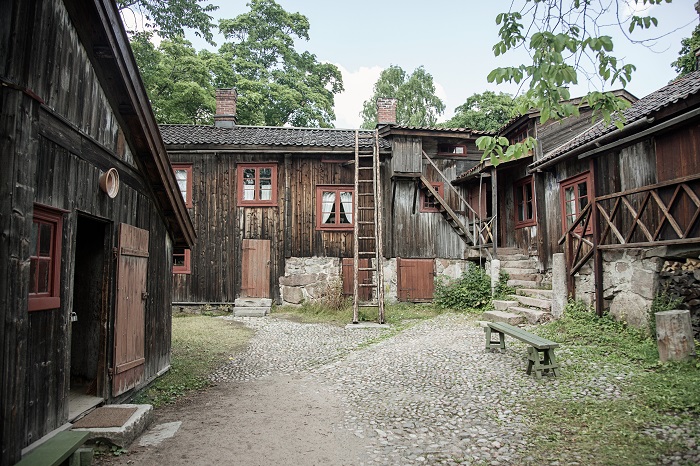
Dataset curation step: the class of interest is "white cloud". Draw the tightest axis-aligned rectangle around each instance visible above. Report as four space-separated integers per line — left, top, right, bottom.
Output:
622 0 656 17
331 64 383 129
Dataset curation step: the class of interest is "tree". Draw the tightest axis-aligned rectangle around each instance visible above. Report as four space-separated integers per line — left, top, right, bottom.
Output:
441 91 526 132
131 33 216 124
117 0 218 44
478 0 675 165
215 0 343 127
360 65 446 129
672 24 700 76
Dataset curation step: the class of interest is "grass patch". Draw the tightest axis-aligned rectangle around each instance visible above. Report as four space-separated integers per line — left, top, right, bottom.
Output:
133 314 253 407
273 300 441 326
524 300 700 464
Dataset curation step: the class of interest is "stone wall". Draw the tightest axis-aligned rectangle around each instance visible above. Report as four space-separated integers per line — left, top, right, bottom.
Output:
659 258 700 339
574 248 664 329
279 257 341 305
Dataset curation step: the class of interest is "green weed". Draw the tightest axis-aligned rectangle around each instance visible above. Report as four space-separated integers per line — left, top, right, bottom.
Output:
434 263 492 312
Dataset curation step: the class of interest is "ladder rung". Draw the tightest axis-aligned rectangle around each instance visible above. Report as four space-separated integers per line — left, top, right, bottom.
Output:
357 193 374 197
357 180 374 183
358 207 375 211
358 303 379 307
358 252 375 256
358 221 375 224
359 284 377 288
358 236 376 240
358 267 376 271
358 167 374 170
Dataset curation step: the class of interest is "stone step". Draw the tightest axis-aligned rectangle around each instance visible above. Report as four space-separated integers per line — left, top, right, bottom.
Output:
509 306 548 324
517 288 553 299
508 273 542 282
234 307 269 317
508 279 540 288
500 260 538 269
516 295 551 310
492 299 518 311
71 404 153 448
234 298 272 308
501 267 539 275
498 253 530 261
481 310 525 325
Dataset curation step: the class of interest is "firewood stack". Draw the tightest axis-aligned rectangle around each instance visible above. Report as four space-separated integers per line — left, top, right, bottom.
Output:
659 257 700 340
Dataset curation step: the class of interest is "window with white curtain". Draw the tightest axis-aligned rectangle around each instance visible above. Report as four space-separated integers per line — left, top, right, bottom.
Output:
316 185 354 230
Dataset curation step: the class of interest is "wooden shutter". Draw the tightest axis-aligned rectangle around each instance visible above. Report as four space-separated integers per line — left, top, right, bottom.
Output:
241 239 270 298
397 258 435 302
112 224 149 396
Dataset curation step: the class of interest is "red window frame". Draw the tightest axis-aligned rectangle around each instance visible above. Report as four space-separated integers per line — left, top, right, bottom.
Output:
420 182 444 213
510 127 528 144
560 171 593 235
28 204 63 311
237 163 278 206
316 185 354 231
173 247 191 274
172 163 193 208
513 176 536 228
437 144 467 156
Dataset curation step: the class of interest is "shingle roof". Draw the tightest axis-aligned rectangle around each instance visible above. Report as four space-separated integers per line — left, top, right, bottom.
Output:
384 125 492 136
160 124 391 149
529 71 700 170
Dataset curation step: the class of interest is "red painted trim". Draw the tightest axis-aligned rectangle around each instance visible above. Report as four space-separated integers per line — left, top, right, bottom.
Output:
560 171 593 235
172 163 193 208
237 163 278 207
28 204 63 312
173 248 191 274
420 182 444 213
513 175 537 228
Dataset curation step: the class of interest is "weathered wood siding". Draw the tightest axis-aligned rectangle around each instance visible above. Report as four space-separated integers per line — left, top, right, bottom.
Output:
496 161 538 253
391 136 422 173
537 108 597 156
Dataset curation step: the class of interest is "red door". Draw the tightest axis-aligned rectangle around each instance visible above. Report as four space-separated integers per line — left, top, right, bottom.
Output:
112 224 148 396
342 258 372 300
397 258 435 302
241 239 270 298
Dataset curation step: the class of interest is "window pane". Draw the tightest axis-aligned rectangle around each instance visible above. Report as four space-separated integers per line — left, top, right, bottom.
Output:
526 200 533 220
243 179 255 200
577 181 587 199
259 179 272 200
243 168 256 179
454 146 464 154
39 223 52 256
259 168 271 179
30 258 37 293
525 183 533 201
175 169 188 200
37 259 50 293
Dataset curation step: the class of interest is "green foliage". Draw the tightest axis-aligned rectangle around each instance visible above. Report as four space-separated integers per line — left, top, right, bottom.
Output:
476 134 537 165
117 0 218 44
434 263 492 312
216 0 343 127
360 65 446 128
493 270 516 299
482 0 672 164
672 24 700 77
439 91 525 132
131 34 216 124
648 291 684 339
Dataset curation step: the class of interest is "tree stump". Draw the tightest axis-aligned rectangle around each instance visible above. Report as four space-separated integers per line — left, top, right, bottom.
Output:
655 310 697 362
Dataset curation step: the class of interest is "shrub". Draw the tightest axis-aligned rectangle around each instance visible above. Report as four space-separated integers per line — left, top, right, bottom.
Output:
493 270 516 298
434 263 492 312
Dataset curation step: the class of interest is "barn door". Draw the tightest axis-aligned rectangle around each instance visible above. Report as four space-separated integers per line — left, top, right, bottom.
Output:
397 258 435 302
342 258 372 300
241 239 270 298
112 224 148 396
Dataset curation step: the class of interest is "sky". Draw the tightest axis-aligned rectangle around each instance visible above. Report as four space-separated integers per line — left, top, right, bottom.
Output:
178 0 699 129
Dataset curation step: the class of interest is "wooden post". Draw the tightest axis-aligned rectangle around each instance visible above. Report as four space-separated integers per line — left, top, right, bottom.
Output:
591 159 604 317
491 167 498 258
655 310 697 362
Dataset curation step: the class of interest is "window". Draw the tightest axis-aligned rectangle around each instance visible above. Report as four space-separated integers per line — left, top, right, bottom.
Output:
173 248 191 274
513 176 536 228
238 164 277 206
560 171 592 234
28 205 63 311
510 127 528 144
437 144 467 156
316 185 354 230
420 182 444 213
172 164 193 208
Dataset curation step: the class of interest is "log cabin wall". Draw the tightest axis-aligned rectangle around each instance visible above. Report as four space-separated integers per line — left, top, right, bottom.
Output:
1 0 179 458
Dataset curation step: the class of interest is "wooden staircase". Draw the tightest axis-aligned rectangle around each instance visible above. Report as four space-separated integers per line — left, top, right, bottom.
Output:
352 130 385 324
419 175 476 245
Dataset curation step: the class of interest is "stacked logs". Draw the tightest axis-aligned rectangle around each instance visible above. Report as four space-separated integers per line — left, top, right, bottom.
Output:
660 257 700 340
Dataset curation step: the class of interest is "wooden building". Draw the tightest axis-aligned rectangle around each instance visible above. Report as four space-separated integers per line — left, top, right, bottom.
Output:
0 0 195 463
163 95 488 306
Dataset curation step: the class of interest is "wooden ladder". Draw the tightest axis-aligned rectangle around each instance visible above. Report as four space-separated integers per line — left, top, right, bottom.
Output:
352 130 385 324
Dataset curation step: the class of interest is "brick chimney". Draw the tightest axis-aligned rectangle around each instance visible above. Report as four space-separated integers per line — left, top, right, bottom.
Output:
214 88 237 128
377 97 397 125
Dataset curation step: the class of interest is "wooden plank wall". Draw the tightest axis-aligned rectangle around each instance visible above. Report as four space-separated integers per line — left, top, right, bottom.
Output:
496 162 538 253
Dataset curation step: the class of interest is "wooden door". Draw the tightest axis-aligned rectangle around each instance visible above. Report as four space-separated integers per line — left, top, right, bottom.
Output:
342 258 372 300
397 258 434 302
113 224 148 396
241 239 270 298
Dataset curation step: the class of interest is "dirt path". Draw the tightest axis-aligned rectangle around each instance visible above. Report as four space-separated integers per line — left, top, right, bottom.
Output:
100 375 366 465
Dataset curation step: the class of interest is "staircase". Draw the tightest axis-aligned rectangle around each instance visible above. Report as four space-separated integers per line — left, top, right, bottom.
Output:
419 176 476 245
352 130 385 324
484 248 551 325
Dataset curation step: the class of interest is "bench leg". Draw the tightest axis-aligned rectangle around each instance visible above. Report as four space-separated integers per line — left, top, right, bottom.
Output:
527 347 561 379
484 327 506 351
526 347 542 379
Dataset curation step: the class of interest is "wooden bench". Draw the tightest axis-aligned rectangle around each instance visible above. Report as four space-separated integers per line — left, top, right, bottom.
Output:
485 322 561 379
16 431 91 466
